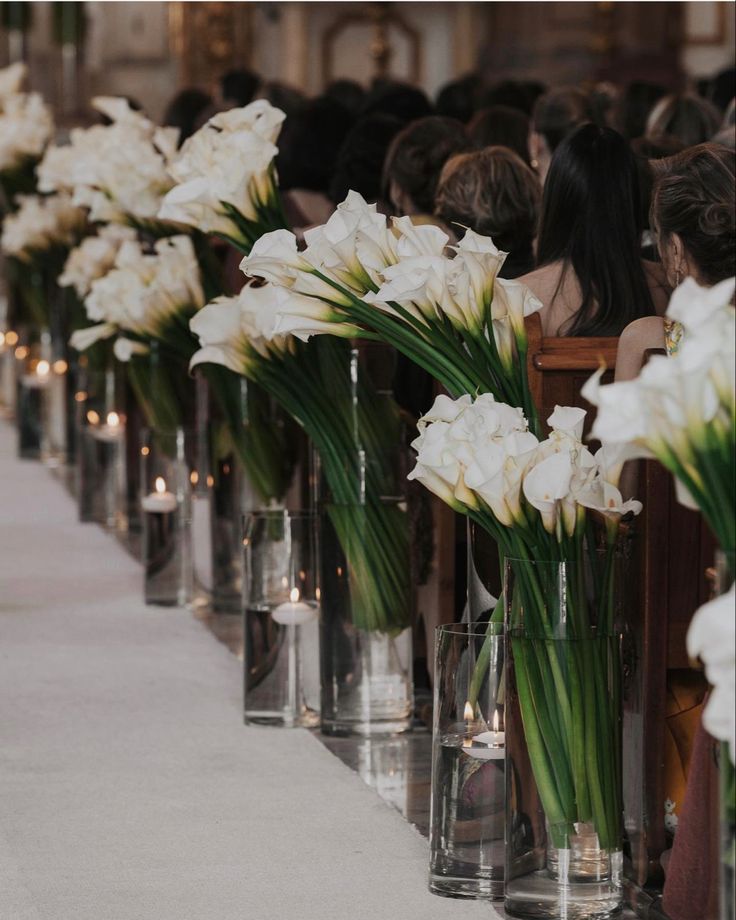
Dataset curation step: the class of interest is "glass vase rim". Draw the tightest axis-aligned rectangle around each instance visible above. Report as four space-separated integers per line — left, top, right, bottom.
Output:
140 424 197 436
436 622 503 638
504 556 592 567
243 508 315 521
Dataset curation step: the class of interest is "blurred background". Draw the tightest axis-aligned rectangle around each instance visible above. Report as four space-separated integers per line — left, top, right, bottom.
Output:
1 1 733 124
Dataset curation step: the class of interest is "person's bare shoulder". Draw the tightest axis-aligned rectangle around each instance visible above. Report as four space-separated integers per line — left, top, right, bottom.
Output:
642 260 671 316
615 316 665 382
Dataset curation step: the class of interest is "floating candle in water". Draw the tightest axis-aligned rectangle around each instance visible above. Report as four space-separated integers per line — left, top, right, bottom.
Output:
272 587 317 626
23 359 51 389
91 410 123 442
141 476 177 513
462 704 505 760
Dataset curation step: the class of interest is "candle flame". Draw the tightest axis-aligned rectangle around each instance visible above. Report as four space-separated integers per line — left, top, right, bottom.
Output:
15 346 29 360
86 409 100 426
36 360 50 377
5 331 18 346
290 587 300 603
462 736 472 749
155 476 167 494
190 470 199 485
463 701 474 721
106 411 119 427
492 710 500 733
53 359 68 375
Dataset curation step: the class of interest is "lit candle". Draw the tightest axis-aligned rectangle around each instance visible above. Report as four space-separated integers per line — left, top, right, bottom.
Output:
141 476 177 513
468 710 505 761
272 587 317 626
23 359 51 389
91 410 123 443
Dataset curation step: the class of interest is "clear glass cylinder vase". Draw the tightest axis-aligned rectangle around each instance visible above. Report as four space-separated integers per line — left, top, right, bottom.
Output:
242 510 319 727
319 502 413 736
504 557 624 920
16 345 50 460
0 328 19 418
429 622 505 899
140 427 209 609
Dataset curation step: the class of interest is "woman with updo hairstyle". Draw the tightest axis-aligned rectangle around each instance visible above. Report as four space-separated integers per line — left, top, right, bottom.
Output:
616 143 735 381
434 146 540 277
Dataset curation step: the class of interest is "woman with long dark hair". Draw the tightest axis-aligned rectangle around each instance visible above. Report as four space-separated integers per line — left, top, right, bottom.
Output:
518 122 669 336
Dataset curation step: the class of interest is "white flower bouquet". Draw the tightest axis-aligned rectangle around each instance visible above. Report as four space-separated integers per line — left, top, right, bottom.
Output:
37 97 178 231
241 192 542 430
0 63 53 208
585 276 736 903
1 192 86 329
70 235 205 432
158 100 287 252
191 281 410 632
410 393 640 854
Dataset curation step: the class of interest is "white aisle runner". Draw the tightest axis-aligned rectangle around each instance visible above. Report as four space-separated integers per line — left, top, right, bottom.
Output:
0 424 496 920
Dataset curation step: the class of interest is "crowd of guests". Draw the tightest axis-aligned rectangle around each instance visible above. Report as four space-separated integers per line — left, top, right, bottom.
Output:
163 67 735 355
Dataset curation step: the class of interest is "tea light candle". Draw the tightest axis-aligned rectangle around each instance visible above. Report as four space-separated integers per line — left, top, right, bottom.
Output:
272 587 317 626
23 359 51 389
141 476 177 513
463 705 505 761
91 410 123 443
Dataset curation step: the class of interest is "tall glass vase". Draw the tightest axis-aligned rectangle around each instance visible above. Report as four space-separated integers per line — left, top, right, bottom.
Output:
316 340 413 737
504 558 624 920
429 622 505 899
242 510 319 727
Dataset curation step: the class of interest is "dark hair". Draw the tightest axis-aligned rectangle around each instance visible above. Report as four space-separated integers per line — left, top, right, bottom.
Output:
468 105 531 164
276 97 353 193
651 143 736 285
481 80 535 115
435 147 540 275
362 80 433 123
163 88 213 145
383 116 470 214
616 81 667 139
259 81 307 118
630 135 687 230
532 87 595 153
435 74 480 123
646 93 722 147
536 123 654 336
329 114 403 206
220 69 260 107
324 79 366 116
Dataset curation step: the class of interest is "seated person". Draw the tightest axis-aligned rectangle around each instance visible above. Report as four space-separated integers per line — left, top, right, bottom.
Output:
518 123 670 337
434 146 541 278
616 143 735 381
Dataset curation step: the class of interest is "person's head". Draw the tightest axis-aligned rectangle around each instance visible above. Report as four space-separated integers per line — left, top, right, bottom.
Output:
276 96 353 193
651 143 736 287
324 79 366 117
256 81 307 119
163 88 213 145
362 80 433 124
616 81 667 139
710 67 736 114
537 123 653 336
468 105 531 164
481 80 535 115
630 135 687 229
329 114 403 207
435 74 480 124
220 69 260 108
530 87 595 183
383 116 470 215
435 146 540 256
646 92 722 148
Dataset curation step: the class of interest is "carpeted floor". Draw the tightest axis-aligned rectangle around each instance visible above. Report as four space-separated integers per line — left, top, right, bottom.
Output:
0 424 497 920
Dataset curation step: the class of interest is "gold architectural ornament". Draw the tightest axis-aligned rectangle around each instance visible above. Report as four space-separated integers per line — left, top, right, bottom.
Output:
322 2 421 87
169 2 253 89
